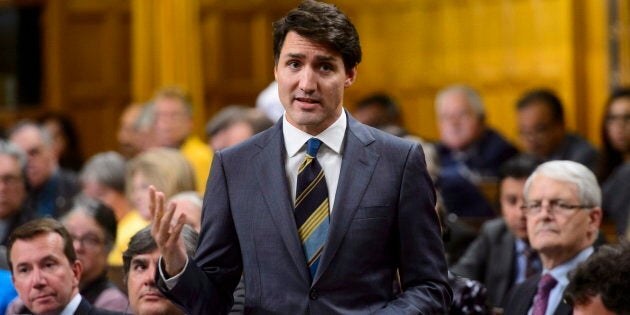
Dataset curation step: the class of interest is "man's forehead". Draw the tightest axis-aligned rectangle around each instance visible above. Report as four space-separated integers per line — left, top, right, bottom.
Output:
131 250 160 263
11 233 65 262
528 175 578 197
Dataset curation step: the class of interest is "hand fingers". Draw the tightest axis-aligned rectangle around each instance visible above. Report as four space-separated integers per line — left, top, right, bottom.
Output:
149 186 156 218
169 212 187 244
156 200 177 245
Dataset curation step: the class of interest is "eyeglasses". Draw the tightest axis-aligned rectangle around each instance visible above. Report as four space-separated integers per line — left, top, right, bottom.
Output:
521 199 593 217
71 234 104 248
0 175 23 185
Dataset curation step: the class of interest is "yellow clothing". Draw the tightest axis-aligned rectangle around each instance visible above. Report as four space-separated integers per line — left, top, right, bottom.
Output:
108 210 150 266
180 135 213 194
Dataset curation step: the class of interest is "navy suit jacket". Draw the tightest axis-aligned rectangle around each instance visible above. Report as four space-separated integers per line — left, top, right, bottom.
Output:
503 275 572 315
159 114 452 314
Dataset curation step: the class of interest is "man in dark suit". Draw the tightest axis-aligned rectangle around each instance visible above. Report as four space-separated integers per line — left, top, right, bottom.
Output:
435 84 518 217
452 154 543 307
150 1 451 314
6 218 124 315
516 89 599 170
503 161 603 315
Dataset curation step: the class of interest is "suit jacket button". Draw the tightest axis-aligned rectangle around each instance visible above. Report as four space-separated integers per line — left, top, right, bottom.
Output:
309 289 319 300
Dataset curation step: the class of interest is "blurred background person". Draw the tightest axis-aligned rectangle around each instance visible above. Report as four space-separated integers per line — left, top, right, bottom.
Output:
0 141 36 246
8 120 80 218
205 105 273 152
452 154 543 308
353 92 403 130
168 191 203 232
117 103 146 159
126 148 196 221
80 151 148 266
151 86 213 194
435 84 518 217
38 112 84 172
255 81 284 122
61 197 129 312
596 88 630 239
516 89 598 170
564 242 630 315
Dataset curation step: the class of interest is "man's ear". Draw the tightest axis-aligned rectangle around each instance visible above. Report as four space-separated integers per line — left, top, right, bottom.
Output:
72 260 83 287
344 66 358 88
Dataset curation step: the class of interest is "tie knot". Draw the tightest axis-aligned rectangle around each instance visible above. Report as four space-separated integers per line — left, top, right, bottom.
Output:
306 138 322 157
539 273 557 291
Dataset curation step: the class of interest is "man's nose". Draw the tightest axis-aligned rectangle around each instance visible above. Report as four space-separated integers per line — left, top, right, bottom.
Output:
144 264 157 286
31 268 47 288
298 67 317 93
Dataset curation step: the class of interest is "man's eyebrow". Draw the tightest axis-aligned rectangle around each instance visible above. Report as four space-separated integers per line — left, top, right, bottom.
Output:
285 53 305 59
131 257 148 265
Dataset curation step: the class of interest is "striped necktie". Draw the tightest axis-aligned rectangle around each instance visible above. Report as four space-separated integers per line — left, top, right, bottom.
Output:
295 138 330 279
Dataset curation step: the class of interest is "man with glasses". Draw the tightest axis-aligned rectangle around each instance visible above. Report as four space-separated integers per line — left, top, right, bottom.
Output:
0 140 36 246
503 160 603 315
516 89 598 170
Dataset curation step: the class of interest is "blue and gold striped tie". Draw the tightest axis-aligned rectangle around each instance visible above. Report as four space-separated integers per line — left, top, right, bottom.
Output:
295 138 329 279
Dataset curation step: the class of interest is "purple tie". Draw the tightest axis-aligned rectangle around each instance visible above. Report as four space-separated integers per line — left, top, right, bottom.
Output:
532 273 557 315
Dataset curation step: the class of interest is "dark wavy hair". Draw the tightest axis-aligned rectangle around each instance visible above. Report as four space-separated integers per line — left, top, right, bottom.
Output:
564 242 630 313
272 0 361 72
596 88 630 183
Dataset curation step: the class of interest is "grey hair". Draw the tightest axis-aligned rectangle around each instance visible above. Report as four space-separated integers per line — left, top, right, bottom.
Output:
169 191 203 209
0 140 27 170
80 151 127 193
524 160 601 207
9 120 54 147
435 84 486 121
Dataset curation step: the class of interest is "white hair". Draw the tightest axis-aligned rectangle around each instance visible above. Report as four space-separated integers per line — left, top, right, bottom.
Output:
524 160 601 207
435 84 485 121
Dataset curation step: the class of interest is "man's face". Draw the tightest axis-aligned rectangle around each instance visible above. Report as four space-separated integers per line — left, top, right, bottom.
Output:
153 98 192 148
127 249 184 315
274 31 356 136
10 126 57 188
500 177 528 240
0 154 26 219
82 180 115 209
518 102 565 158
64 212 108 286
605 97 630 153
209 121 254 151
118 105 143 158
437 92 483 150
573 295 616 315
525 175 601 259
10 232 81 315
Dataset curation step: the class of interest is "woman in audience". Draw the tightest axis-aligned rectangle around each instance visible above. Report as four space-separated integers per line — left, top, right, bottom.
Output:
127 148 196 220
61 197 129 312
597 88 630 238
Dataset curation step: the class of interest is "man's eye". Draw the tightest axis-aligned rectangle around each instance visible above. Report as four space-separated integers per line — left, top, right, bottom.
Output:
288 61 300 69
133 264 147 271
320 64 332 71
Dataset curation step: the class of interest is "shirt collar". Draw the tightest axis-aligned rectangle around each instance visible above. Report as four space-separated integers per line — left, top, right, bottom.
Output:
284 110 347 157
544 246 594 285
60 293 82 315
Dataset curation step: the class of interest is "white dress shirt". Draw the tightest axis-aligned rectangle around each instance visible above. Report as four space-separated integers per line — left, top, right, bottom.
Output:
60 293 82 315
283 110 346 212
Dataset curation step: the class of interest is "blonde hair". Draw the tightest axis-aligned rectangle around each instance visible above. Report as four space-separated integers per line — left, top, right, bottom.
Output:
126 148 196 200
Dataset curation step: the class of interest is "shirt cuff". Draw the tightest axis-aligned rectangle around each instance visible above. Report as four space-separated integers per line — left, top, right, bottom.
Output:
158 255 189 290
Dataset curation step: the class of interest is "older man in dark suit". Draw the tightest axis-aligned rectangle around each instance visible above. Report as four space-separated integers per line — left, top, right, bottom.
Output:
150 1 451 314
503 161 603 315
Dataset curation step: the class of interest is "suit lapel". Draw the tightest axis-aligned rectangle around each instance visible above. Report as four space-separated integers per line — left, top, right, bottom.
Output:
254 123 310 282
314 116 378 283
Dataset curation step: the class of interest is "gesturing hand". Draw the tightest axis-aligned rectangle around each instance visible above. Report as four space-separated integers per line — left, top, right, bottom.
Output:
149 185 188 277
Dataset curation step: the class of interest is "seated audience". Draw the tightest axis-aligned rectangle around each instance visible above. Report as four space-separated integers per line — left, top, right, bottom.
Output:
80 151 148 266
6 218 124 314
503 160 603 315
151 86 213 193
353 93 403 129
61 197 129 312
452 154 543 307
435 84 518 217
126 148 196 221
564 242 630 315
122 225 197 315
168 191 203 232
516 89 598 170
205 105 273 152
38 112 84 172
0 141 37 246
596 88 630 238
9 120 80 218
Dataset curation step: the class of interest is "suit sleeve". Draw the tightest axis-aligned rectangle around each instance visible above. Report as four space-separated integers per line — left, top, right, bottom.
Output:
157 152 242 315
378 143 453 314
451 225 492 281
